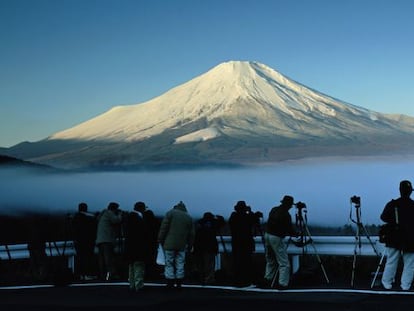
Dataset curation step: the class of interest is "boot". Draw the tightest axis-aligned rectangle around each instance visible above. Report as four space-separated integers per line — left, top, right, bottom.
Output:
166 279 174 289
175 278 183 289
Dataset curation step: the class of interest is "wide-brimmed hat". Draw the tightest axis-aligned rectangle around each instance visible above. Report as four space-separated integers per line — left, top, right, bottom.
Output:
280 195 294 205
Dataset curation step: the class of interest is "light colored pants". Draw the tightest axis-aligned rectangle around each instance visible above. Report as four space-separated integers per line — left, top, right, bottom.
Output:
128 261 145 290
164 250 186 280
264 232 290 287
382 247 414 290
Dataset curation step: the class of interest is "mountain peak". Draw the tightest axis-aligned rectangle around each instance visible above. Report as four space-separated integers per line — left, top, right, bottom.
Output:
9 61 414 169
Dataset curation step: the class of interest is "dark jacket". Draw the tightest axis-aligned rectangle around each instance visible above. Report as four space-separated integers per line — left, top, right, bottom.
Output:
381 197 414 251
124 211 149 263
265 205 295 238
193 217 219 254
72 212 97 248
229 210 255 254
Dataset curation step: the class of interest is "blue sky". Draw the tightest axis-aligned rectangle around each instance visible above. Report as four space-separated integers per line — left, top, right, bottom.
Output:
1 0 414 147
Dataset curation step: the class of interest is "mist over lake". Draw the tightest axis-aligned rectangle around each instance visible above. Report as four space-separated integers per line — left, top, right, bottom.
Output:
2 156 414 226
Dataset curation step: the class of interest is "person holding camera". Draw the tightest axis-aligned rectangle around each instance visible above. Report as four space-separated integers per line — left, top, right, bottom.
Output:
261 195 297 289
96 202 123 281
380 180 414 291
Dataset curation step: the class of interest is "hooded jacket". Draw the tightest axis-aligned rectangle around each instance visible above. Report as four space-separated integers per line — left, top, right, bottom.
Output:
158 202 195 251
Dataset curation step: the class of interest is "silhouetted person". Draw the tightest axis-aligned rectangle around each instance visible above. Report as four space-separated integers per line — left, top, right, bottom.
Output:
193 212 222 285
262 195 297 289
143 208 161 279
27 215 48 282
228 200 256 287
72 202 97 281
124 202 150 291
96 202 123 281
381 180 414 290
158 201 195 289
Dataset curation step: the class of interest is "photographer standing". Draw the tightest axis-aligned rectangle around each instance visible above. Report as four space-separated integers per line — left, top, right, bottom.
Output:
158 201 195 289
262 195 297 289
96 202 123 281
193 212 224 285
381 180 414 291
229 200 256 287
72 202 97 281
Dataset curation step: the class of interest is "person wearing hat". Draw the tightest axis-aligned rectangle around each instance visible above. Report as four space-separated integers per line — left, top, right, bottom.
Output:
261 195 297 289
228 200 257 287
381 180 414 290
96 202 123 281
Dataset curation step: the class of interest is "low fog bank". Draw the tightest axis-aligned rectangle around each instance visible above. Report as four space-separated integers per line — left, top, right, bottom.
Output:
1 156 414 226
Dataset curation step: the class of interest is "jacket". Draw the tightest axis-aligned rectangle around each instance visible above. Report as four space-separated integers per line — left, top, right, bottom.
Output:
265 205 295 238
95 209 122 245
381 197 414 252
158 204 195 251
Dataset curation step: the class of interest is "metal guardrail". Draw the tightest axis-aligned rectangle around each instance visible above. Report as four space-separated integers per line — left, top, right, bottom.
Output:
218 235 385 256
0 241 76 272
0 235 385 276
0 235 385 261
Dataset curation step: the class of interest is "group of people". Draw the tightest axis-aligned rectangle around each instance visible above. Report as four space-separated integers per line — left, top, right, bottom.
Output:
70 178 414 292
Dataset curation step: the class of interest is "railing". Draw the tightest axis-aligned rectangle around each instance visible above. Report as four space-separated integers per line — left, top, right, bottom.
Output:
217 235 385 256
1 235 384 264
0 241 76 272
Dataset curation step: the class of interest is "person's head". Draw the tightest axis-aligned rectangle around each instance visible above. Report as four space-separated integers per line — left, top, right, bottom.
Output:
203 212 215 220
134 201 146 213
399 180 413 198
234 200 247 213
174 201 187 211
78 202 88 212
107 202 120 211
280 195 295 208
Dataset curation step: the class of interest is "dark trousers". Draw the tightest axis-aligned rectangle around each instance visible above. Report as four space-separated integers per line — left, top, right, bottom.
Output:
97 242 116 279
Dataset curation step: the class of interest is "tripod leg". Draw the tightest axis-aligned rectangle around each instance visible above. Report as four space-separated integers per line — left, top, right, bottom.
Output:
370 251 386 288
361 224 381 257
303 225 330 284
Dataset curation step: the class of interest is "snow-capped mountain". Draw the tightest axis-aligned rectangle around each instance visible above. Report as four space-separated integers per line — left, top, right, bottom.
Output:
6 61 414 169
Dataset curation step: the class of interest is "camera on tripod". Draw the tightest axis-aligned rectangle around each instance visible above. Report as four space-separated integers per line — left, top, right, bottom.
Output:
295 201 307 210
350 195 361 207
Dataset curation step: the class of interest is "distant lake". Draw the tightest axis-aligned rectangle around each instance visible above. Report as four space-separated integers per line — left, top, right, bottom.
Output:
2 155 414 226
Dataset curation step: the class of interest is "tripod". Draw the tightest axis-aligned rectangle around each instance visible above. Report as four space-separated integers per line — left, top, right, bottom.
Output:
349 196 381 288
271 203 330 287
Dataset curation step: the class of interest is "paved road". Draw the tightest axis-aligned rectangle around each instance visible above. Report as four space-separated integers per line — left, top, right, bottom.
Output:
1 282 414 311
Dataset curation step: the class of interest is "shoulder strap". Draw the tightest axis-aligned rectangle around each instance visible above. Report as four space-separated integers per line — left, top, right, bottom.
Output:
394 206 399 225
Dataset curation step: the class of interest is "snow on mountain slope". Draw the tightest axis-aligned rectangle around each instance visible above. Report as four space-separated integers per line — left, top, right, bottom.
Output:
49 61 385 143
7 60 414 169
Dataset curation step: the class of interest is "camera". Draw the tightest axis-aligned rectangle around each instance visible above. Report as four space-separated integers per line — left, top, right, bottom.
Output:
295 201 307 210
350 195 361 206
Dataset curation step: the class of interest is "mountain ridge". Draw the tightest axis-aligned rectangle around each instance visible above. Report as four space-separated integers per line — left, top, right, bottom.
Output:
5 61 414 169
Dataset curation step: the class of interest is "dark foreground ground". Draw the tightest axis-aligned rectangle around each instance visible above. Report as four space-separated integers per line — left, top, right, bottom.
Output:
1 282 414 311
